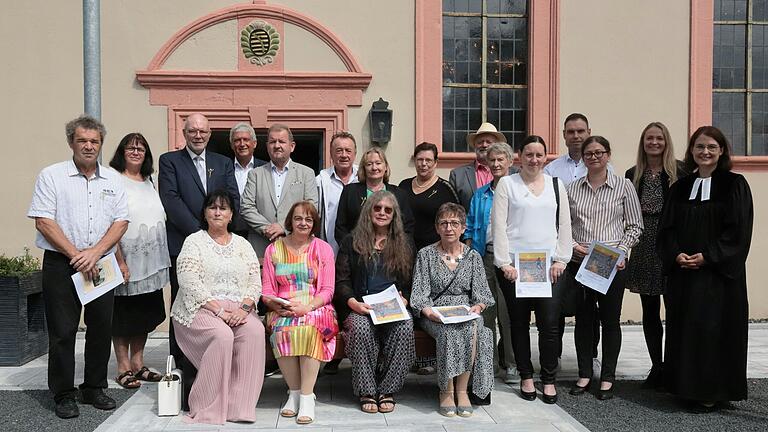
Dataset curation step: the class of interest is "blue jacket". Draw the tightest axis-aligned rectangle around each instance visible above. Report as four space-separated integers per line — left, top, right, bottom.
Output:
465 183 494 257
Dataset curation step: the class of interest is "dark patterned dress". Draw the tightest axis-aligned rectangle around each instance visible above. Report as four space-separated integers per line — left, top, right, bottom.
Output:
626 170 665 295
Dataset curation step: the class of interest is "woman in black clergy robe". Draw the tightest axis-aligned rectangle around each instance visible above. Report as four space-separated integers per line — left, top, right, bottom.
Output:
657 126 753 411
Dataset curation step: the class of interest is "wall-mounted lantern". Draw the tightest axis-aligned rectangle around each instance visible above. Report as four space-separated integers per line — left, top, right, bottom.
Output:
369 98 392 145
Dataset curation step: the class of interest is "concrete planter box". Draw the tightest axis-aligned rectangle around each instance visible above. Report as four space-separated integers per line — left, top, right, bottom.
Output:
0 271 48 366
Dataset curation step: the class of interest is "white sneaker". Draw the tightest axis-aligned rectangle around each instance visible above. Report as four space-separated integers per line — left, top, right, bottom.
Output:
504 367 521 384
297 393 316 424
280 390 300 417
592 358 601 379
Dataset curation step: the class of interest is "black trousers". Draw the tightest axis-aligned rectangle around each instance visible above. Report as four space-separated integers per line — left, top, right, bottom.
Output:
497 269 561 384
574 268 627 383
42 250 114 401
641 294 668 367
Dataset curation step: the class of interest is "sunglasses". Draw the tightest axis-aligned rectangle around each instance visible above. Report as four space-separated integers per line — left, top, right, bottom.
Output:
373 204 393 215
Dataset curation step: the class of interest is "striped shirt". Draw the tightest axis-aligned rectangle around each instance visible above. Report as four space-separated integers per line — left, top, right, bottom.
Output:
27 160 129 253
566 174 643 254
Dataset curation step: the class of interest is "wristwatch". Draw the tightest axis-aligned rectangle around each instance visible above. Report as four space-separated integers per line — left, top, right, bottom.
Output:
240 303 253 313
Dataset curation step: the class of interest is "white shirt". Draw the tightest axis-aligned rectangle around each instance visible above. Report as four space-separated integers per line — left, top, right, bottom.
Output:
543 153 615 185
271 160 291 202
234 157 256 195
316 164 359 254
492 174 573 267
27 160 129 253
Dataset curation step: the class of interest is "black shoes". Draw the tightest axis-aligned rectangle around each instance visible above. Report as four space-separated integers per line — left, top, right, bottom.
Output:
596 384 614 400
519 384 537 401
55 398 79 419
542 392 558 404
79 389 116 410
641 364 664 390
569 380 590 396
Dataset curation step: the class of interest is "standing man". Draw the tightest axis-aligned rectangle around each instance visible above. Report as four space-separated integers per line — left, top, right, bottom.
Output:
316 131 358 254
450 122 518 212
315 131 358 375
241 123 318 257
450 122 519 387
158 113 239 362
544 113 607 378
230 122 267 238
28 115 129 418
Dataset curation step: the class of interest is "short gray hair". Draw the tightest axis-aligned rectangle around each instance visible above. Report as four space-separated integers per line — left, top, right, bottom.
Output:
486 142 515 161
66 115 106 145
229 122 257 143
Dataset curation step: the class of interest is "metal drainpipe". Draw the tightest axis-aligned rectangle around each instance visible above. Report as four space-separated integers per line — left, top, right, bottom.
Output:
83 0 101 160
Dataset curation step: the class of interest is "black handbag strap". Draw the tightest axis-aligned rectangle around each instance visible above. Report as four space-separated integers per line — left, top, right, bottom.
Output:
553 176 560 233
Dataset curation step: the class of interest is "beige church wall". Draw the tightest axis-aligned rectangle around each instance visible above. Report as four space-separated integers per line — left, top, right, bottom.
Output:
560 0 767 320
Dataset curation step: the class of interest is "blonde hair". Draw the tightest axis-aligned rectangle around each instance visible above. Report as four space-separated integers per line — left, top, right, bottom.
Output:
633 122 678 188
358 147 391 183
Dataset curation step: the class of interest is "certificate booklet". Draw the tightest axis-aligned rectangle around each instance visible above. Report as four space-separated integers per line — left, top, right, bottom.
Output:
432 305 480 324
71 252 124 305
514 251 552 298
263 295 291 306
363 285 410 325
575 242 625 295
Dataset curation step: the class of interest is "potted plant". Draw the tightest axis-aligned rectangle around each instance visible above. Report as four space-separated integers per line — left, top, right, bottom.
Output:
0 248 48 366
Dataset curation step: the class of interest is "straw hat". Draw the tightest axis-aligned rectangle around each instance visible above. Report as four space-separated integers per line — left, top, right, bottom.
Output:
466 122 507 148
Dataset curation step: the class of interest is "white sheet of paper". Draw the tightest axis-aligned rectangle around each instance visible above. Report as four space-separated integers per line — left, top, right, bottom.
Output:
575 242 625 295
514 250 552 298
432 305 480 324
263 295 291 306
363 285 410 325
71 252 124 305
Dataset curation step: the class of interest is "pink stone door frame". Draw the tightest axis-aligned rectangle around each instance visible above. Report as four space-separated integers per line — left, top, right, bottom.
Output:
416 0 561 167
136 1 371 167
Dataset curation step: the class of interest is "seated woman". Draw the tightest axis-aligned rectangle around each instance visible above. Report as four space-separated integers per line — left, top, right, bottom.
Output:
334 190 415 414
261 201 337 425
410 203 495 417
171 190 265 425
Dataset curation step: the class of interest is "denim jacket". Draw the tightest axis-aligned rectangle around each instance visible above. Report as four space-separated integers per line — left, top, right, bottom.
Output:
464 182 494 256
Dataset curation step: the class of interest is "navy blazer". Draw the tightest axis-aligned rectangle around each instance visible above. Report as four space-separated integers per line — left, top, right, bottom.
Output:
158 148 240 256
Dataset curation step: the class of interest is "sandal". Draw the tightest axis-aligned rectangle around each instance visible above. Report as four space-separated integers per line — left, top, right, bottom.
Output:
377 394 395 413
296 393 315 424
134 366 163 382
115 370 141 389
359 396 378 413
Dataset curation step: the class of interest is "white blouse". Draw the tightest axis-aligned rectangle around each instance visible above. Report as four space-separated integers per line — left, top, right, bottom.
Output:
492 174 573 268
170 230 262 326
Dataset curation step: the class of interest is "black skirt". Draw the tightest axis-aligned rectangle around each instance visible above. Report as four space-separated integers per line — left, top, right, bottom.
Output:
112 289 166 337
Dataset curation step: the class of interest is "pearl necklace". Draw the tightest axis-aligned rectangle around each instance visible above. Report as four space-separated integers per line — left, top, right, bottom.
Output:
414 175 436 189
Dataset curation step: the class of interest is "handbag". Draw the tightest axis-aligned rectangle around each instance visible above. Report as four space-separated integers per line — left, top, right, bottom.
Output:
157 355 183 416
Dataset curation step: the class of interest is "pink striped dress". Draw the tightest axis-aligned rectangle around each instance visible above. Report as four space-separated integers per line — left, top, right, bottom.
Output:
261 237 338 361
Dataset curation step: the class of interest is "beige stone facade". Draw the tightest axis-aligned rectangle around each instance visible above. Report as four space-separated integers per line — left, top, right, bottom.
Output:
1 1 764 321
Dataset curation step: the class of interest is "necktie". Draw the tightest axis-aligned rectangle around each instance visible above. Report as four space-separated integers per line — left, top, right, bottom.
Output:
194 156 207 193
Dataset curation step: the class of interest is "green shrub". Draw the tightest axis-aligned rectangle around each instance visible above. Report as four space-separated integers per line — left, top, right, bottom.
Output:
0 248 42 277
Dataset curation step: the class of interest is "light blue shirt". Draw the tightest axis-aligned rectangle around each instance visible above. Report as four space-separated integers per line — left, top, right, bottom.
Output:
544 153 614 185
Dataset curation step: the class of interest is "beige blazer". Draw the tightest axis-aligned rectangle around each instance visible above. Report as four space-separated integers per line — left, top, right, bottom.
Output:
240 160 319 256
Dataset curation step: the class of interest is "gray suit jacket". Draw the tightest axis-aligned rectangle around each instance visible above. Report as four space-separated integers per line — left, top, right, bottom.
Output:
449 162 519 211
240 160 318 256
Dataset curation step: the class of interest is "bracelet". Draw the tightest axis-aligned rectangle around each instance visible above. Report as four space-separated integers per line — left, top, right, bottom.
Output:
215 307 224 317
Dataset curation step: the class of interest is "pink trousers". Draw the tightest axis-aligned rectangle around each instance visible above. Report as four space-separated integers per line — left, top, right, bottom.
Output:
173 300 265 424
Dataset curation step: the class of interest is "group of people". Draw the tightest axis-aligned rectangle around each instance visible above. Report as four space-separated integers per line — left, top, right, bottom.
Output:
27 111 752 424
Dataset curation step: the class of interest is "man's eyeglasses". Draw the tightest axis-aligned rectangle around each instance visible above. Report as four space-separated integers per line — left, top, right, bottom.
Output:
373 205 393 215
185 129 210 136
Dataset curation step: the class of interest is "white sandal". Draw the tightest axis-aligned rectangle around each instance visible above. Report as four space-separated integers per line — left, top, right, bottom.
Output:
296 393 316 424
280 390 300 417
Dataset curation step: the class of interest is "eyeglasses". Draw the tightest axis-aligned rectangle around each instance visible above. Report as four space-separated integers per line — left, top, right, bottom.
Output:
437 220 462 229
415 158 435 165
693 144 720 152
125 146 146 154
583 150 608 159
292 216 314 224
373 205 393 215
185 129 210 136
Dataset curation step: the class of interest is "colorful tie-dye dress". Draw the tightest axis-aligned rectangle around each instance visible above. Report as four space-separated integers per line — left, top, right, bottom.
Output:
262 237 338 362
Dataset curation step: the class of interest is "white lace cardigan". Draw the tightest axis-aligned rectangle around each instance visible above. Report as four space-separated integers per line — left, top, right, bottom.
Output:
170 230 262 327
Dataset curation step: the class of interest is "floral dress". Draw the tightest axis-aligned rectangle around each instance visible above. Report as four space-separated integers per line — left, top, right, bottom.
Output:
626 170 665 295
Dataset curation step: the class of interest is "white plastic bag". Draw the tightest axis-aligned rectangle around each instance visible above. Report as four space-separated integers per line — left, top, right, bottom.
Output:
157 355 182 416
